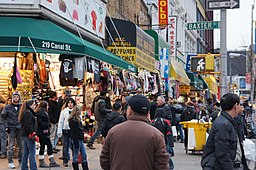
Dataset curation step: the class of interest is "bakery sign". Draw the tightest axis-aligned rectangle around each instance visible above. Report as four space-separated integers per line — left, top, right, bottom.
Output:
40 0 106 39
168 16 177 61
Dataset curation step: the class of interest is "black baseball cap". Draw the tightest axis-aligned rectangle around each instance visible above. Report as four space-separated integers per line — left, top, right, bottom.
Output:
128 95 150 114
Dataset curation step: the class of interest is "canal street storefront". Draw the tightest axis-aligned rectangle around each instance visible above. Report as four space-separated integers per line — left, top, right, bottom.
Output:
106 17 162 95
0 16 137 102
169 59 191 99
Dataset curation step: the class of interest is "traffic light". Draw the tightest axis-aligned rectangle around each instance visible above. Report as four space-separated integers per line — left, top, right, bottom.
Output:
205 53 214 71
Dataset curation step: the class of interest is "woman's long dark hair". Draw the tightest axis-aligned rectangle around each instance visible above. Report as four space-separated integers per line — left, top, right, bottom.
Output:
18 100 34 122
34 101 48 113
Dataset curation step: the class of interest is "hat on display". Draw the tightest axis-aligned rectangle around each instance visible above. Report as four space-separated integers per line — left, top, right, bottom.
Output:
128 95 150 114
65 89 71 97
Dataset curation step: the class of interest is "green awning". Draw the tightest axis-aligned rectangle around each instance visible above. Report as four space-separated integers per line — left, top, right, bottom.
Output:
0 16 85 55
186 72 204 91
0 17 137 73
198 75 209 90
145 30 169 61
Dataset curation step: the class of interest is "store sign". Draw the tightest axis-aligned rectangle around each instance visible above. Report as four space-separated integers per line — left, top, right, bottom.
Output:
240 78 246 89
40 0 106 39
0 0 34 4
159 48 169 78
179 85 190 95
168 16 177 60
158 0 168 28
107 18 156 72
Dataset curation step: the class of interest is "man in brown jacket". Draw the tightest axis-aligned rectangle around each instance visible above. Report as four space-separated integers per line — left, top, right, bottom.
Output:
100 95 169 170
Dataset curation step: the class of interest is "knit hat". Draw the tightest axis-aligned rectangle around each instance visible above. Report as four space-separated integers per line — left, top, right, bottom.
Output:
128 95 150 114
12 91 22 105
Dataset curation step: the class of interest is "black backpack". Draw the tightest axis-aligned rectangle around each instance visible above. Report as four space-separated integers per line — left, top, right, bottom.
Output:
152 117 166 137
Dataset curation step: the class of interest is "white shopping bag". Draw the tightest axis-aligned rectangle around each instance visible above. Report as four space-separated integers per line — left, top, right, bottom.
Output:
172 126 177 137
187 128 196 150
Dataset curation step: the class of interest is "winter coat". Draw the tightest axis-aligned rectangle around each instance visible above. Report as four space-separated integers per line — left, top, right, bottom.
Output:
69 117 84 148
201 111 238 170
57 107 72 136
36 108 51 136
100 114 169 170
94 99 111 121
21 107 37 137
47 99 61 124
0 103 6 125
180 106 197 122
1 104 21 130
101 111 126 137
155 103 174 124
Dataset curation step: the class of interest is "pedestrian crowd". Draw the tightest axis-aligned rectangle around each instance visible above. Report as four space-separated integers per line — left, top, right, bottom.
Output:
0 90 255 170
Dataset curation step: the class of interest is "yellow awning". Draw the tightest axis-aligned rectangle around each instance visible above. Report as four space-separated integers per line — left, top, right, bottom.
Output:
170 60 190 86
204 76 218 94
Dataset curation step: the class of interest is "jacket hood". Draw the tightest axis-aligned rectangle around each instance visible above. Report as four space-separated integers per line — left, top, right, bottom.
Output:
108 112 121 120
12 91 22 105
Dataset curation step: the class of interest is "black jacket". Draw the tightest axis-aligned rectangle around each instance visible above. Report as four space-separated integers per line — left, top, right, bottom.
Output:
36 108 51 136
21 107 37 137
94 98 111 121
101 111 126 137
201 111 238 170
155 104 173 124
69 118 84 141
1 104 21 130
180 106 197 122
47 99 61 124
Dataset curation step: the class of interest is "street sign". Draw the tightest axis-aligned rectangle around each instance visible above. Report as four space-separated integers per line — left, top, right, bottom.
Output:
207 0 239 10
187 21 219 30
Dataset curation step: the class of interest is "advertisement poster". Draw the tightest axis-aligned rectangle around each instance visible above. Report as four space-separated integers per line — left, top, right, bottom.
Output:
0 0 34 4
159 48 169 78
41 0 106 39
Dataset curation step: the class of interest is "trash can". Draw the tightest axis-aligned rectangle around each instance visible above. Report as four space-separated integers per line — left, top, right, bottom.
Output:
180 121 212 152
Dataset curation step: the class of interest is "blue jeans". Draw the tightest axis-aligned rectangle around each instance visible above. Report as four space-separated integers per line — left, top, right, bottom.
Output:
166 144 174 170
72 139 88 163
88 120 103 145
7 129 23 163
62 130 72 163
50 124 59 149
176 123 184 141
0 124 7 155
21 136 37 170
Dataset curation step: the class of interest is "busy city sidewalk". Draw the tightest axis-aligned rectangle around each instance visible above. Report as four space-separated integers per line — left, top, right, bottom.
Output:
0 142 201 170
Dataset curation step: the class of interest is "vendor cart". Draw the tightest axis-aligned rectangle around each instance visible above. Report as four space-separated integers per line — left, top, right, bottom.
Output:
180 120 212 154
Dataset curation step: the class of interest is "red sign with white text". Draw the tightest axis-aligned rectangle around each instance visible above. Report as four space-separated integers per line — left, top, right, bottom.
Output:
168 16 177 60
158 0 168 28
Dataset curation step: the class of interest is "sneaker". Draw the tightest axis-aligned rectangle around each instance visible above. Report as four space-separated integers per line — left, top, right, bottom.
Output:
86 144 95 150
8 163 15 169
63 163 68 167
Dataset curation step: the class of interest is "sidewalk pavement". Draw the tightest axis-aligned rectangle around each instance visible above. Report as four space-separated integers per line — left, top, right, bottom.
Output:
0 142 202 170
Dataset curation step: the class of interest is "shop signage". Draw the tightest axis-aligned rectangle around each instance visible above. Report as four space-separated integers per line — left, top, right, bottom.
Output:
240 78 246 89
246 73 251 84
186 54 196 72
168 16 177 60
40 0 106 39
41 40 72 51
158 0 168 28
0 0 34 4
159 48 169 78
106 18 156 72
179 85 190 95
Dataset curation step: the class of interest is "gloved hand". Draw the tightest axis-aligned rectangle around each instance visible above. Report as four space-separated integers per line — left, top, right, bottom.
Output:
6 127 10 134
28 132 39 142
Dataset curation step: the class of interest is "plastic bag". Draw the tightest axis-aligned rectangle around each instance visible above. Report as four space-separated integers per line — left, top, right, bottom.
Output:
243 138 256 162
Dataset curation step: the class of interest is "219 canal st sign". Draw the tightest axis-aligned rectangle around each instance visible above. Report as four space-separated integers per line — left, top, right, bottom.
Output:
207 0 239 10
187 21 219 30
